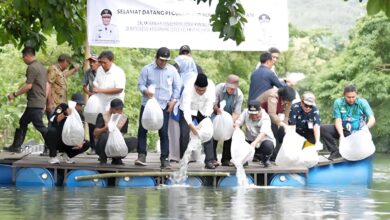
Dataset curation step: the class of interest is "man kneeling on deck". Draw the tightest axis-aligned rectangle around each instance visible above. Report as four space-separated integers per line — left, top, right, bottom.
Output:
235 100 276 167
320 85 375 160
94 99 129 165
47 103 90 164
288 92 323 150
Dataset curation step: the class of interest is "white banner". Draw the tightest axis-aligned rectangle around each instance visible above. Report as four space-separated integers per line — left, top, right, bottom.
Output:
87 0 288 51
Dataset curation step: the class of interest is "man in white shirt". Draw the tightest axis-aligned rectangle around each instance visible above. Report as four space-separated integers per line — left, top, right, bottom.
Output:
235 100 276 167
179 73 216 169
93 9 119 44
93 51 126 109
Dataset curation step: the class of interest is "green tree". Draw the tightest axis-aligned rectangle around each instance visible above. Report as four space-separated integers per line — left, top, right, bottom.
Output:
0 0 86 54
311 13 390 152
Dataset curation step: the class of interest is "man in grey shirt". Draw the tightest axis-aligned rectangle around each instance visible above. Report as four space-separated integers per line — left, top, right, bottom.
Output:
82 54 100 154
212 74 243 166
5 47 47 153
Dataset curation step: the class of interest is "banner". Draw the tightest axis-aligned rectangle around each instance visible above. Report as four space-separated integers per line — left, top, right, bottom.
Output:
87 0 288 51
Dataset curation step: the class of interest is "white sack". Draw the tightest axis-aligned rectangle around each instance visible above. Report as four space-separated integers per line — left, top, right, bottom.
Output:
190 118 214 143
231 129 255 166
62 101 85 146
339 127 375 161
105 114 128 158
298 147 319 168
141 98 164 131
275 128 306 166
84 94 107 125
213 111 234 141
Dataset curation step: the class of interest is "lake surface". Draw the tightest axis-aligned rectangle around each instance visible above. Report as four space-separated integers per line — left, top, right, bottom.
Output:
0 154 389 220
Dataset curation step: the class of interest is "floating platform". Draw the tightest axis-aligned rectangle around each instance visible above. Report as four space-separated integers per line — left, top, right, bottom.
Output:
1 151 370 188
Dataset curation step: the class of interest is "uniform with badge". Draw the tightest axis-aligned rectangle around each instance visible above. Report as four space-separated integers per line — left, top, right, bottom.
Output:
93 9 119 43
288 92 321 145
320 85 375 160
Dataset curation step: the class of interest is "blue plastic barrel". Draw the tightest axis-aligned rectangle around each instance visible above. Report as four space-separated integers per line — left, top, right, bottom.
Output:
0 164 13 185
117 176 156 188
269 174 306 187
307 156 373 187
65 170 107 187
16 167 55 187
164 176 204 187
218 175 254 188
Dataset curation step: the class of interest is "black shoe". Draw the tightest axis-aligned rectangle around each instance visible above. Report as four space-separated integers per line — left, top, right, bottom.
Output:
260 155 271 168
260 160 271 168
243 162 249 167
328 151 342 160
160 159 171 169
205 162 216 169
221 160 234 167
99 157 107 165
252 155 260 162
169 159 179 163
111 158 124 165
3 146 22 153
5 128 25 153
134 154 147 166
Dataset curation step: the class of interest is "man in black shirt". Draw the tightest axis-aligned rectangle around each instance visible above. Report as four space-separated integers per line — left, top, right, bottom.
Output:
289 92 323 149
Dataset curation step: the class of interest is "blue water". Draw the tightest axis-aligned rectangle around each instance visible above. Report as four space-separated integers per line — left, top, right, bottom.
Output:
0 154 389 220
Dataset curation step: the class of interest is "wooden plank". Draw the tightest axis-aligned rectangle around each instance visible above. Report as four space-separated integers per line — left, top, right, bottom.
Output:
0 152 30 161
11 153 308 176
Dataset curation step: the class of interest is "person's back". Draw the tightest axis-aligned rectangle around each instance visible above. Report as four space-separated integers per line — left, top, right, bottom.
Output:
248 52 286 102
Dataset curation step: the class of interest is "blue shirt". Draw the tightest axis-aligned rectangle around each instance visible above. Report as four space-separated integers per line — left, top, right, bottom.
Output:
332 97 374 132
138 62 181 109
289 102 321 136
248 65 286 102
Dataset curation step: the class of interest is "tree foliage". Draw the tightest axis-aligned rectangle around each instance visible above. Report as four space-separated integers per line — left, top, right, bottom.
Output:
310 13 390 152
0 0 86 54
195 0 247 45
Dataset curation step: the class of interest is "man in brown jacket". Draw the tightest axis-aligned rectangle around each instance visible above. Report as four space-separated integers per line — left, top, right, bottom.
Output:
258 86 296 161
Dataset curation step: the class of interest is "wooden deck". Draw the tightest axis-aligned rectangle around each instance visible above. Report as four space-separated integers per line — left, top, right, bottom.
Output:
0 151 344 186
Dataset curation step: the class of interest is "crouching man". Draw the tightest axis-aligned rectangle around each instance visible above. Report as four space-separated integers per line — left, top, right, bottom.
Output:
235 100 276 167
94 99 129 165
47 103 90 164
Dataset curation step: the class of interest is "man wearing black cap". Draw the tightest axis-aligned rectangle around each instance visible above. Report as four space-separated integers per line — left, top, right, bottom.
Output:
179 73 216 169
5 47 48 153
47 103 90 164
93 9 119 43
94 99 129 165
235 100 275 167
135 47 181 169
178 44 204 75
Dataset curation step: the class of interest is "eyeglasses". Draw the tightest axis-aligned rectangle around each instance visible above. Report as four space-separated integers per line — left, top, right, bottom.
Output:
272 56 279 59
302 102 313 109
